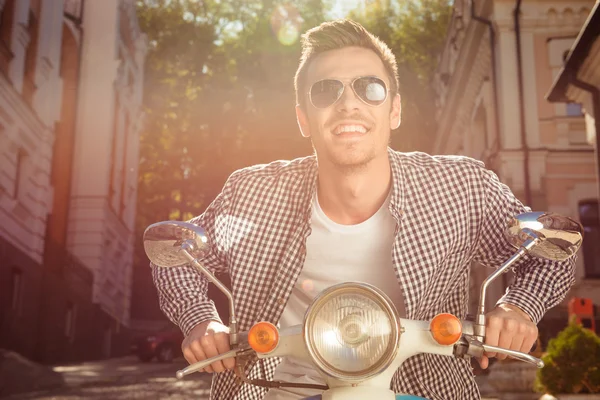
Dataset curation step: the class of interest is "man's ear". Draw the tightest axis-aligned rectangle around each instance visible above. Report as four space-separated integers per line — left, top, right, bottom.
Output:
390 94 401 130
296 104 311 138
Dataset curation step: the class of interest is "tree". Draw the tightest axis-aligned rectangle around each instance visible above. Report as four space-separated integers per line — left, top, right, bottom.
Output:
136 0 324 222
348 0 453 152
132 0 323 320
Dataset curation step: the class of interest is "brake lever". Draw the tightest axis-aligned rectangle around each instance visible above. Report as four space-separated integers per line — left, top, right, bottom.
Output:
481 343 544 368
454 336 544 368
176 347 250 379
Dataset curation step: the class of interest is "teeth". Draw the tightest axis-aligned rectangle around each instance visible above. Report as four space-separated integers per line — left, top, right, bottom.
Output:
334 125 368 135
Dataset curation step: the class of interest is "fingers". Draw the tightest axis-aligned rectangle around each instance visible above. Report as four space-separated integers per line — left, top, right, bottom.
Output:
181 321 233 374
183 338 213 373
484 308 538 364
521 325 538 354
182 340 199 363
509 322 528 356
496 318 518 360
484 315 501 359
201 335 227 373
477 355 489 370
214 332 235 370
196 339 217 373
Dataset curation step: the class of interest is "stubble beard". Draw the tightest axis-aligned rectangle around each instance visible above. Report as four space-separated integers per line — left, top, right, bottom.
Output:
316 142 377 175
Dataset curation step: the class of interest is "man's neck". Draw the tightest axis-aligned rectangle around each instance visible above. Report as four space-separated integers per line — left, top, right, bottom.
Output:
317 155 392 225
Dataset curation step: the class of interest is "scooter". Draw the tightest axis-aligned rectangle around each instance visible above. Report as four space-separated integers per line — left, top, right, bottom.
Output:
143 212 583 400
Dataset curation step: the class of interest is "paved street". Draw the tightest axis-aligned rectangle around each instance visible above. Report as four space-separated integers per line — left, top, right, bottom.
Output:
2 355 503 400
3 356 212 400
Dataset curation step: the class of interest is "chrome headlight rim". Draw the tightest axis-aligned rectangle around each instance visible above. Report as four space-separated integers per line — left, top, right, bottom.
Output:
302 282 401 382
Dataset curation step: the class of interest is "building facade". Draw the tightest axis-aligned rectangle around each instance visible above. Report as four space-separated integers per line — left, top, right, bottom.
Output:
433 0 599 339
0 0 146 363
547 4 600 329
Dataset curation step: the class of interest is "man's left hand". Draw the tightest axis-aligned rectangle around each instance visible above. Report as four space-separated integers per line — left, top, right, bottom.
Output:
478 303 538 369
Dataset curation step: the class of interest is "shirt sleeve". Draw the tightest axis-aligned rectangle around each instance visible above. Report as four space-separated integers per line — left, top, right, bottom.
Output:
472 167 576 324
151 177 234 336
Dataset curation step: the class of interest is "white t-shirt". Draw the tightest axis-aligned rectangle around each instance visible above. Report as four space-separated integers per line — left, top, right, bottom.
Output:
263 192 405 400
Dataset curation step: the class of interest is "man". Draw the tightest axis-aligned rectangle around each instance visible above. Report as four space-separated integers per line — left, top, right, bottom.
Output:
152 20 575 399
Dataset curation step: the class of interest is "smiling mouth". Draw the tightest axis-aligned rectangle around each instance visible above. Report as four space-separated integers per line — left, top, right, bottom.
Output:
332 124 369 135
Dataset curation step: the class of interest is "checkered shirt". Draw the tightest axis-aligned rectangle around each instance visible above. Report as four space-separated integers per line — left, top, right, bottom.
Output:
152 148 576 400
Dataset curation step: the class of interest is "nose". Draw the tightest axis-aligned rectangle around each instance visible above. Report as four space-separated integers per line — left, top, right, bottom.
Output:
335 84 362 112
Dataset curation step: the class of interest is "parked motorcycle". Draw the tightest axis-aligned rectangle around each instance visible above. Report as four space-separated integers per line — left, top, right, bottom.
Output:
143 212 583 400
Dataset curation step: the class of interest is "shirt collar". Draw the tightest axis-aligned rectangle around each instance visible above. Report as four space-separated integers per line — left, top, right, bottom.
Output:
302 147 405 224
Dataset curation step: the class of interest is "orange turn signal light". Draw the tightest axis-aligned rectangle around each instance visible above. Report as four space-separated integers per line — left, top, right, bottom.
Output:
430 313 462 346
248 321 279 354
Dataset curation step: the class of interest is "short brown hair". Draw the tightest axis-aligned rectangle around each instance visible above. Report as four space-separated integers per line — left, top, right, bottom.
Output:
294 19 399 109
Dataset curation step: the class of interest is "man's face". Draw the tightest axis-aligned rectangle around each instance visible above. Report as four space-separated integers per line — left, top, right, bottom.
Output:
296 46 401 170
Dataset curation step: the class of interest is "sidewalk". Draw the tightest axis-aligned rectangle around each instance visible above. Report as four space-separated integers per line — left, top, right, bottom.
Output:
0 349 65 397
1 355 212 400
51 355 186 387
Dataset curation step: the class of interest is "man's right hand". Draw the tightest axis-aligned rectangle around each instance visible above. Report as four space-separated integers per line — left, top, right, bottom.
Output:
181 320 235 373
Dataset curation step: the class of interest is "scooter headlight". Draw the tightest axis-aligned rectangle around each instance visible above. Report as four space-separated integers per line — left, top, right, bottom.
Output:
303 282 400 382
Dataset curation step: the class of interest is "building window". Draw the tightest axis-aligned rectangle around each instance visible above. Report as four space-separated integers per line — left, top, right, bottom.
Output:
22 0 40 105
566 103 583 117
65 301 77 341
103 324 112 358
10 268 22 315
0 0 15 75
63 0 83 22
13 148 28 200
579 200 600 279
119 112 129 218
109 90 120 212
472 103 488 160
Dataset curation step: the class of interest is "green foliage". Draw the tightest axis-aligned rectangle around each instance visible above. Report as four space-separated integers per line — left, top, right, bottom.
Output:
134 0 321 270
535 322 600 394
348 0 452 151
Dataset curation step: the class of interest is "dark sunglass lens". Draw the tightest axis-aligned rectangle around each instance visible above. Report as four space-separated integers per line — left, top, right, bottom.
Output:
310 80 344 108
353 77 387 105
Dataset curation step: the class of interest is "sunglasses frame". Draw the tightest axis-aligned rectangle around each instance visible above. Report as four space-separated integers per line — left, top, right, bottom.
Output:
307 76 389 109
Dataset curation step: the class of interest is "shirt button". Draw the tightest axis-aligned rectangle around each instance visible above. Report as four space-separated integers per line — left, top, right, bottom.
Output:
277 298 285 305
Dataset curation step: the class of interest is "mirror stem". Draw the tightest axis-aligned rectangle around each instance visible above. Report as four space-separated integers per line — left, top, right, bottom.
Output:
474 231 540 341
181 242 239 347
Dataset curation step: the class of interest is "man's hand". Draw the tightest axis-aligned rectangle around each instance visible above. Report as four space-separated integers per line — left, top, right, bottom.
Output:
479 304 538 369
182 320 235 373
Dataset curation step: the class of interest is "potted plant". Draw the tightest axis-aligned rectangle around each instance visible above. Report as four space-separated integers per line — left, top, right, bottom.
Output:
534 321 600 399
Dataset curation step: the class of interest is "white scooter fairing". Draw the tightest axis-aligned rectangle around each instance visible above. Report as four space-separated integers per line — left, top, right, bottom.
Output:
256 318 455 400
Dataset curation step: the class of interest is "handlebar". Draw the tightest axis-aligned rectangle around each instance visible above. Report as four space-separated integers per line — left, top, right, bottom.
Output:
176 318 544 381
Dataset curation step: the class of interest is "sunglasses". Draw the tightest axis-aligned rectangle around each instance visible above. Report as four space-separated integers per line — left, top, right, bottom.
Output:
308 76 388 109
